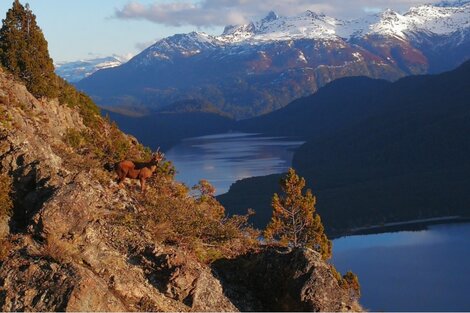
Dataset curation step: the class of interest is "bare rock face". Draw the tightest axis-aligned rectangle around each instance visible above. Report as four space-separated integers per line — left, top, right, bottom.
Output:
0 253 78 312
213 247 361 312
0 69 85 232
0 69 361 312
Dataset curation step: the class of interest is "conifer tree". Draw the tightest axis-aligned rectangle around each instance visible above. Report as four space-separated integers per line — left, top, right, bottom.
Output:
264 168 332 259
0 0 58 98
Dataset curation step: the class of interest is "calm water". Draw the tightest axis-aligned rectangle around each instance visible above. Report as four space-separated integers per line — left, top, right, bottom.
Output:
167 132 470 311
332 223 470 311
166 132 304 195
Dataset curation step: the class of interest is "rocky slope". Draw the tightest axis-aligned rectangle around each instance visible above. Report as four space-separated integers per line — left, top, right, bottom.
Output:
77 2 470 118
0 69 361 311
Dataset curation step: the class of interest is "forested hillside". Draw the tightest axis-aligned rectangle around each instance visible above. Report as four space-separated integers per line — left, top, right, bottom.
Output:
221 60 470 234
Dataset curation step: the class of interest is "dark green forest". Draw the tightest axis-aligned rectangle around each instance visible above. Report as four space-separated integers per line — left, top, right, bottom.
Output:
219 60 470 234
104 99 235 150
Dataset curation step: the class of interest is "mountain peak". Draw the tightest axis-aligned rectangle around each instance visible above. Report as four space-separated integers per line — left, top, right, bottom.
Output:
262 11 279 23
379 8 402 19
304 10 325 19
216 2 469 44
435 0 470 7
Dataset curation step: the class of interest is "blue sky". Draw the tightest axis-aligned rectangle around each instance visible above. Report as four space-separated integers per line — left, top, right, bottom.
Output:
0 0 209 62
0 0 441 63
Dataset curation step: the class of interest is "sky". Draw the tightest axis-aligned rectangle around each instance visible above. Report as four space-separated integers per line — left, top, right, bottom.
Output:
0 0 443 63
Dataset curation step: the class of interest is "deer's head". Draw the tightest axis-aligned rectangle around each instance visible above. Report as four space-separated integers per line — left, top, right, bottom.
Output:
150 147 165 165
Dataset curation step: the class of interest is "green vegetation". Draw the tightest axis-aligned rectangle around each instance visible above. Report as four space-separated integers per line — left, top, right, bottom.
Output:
0 0 58 98
126 178 259 263
330 266 361 302
341 271 361 299
0 0 102 126
58 79 101 127
264 168 332 259
0 1 152 168
223 61 470 235
157 99 231 117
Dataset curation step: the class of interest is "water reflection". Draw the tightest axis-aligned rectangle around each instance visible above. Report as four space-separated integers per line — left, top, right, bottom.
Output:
166 132 304 194
332 223 470 311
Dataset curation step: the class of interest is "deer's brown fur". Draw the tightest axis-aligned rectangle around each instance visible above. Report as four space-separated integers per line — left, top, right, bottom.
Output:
115 151 164 193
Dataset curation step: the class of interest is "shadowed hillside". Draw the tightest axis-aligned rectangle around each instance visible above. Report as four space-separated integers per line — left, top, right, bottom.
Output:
220 60 470 234
103 99 235 150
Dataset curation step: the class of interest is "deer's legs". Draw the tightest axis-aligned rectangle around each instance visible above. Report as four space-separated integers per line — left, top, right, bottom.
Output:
140 178 146 193
117 170 127 187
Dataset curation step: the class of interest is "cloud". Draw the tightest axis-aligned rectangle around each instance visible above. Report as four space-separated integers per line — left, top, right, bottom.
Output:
114 0 443 28
135 39 160 51
113 53 135 62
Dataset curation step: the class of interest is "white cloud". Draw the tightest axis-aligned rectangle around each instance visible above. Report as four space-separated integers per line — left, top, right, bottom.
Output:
113 53 135 62
135 39 160 51
114 0 443 27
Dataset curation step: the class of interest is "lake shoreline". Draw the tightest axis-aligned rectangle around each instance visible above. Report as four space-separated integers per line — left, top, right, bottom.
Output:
330 215 470 239
166 132 305 195
332 221 470 311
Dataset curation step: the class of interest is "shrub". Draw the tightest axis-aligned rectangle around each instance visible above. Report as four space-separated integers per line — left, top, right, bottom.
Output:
342 271 361 299
64 128 87 149
330 266 361 301
58 78 100 127
134 179 259 262
0 173 13 222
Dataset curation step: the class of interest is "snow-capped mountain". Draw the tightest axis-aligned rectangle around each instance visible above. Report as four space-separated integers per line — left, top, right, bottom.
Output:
365 3 470 39
55 56 126 83
136 32 219 66
78 1 470 118
188 2 469 44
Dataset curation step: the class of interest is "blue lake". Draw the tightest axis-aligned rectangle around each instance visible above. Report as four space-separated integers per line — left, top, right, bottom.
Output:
166 132 304 195
166 132 470 311
332 223 470 311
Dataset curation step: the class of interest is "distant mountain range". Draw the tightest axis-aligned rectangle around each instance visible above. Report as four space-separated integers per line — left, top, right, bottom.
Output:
219 59 470 234
77 1 470 118
55 56 125 83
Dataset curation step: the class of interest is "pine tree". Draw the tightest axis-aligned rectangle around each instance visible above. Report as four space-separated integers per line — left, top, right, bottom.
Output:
0 0 58 98
264 168 332 259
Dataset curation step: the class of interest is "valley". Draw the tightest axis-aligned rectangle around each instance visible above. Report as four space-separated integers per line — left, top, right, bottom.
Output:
104 59 470 237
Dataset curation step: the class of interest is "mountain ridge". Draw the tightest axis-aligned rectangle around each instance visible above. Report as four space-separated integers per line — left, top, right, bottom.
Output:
55 56 126 83
77 1 470 119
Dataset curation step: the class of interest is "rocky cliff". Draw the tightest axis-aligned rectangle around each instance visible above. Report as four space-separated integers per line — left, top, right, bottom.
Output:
0 68 361 312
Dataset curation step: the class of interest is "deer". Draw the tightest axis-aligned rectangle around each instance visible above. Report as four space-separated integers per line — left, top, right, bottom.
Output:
115 149 165 193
